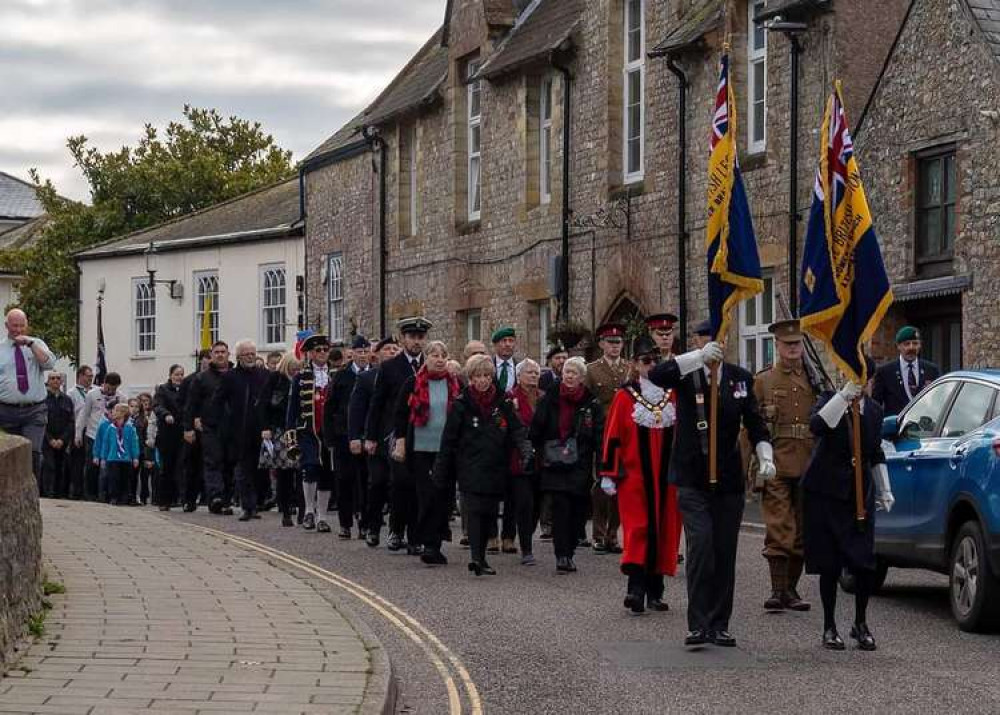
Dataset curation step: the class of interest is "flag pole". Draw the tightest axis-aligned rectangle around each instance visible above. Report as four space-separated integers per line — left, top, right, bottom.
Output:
709 360 719 489
851 398 867 529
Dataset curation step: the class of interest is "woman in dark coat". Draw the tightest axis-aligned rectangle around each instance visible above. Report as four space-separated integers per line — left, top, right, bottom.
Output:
153 365 185 510
508 359 543 566
802 363 895 652
392 341 461 565
258 353 301 527
434 354 530 576
531 356 604 574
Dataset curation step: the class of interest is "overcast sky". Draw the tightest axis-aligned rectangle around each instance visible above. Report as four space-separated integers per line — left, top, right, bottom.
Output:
1 0 444 202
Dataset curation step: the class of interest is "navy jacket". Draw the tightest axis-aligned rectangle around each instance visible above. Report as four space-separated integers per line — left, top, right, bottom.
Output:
349 368 378 443
871 358 940 417
365 351 423 446
44 391 75 445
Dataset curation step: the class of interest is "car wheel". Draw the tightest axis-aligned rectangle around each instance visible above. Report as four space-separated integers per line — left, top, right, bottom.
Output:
949 521 1000 632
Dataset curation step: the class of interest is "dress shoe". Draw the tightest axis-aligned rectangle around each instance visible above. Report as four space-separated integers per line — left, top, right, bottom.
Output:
260 499 276 512
366 532 380 548
281 514 294 527
302 513 316 531
238 511 253 522
593 541 609 554
487 538 500 554
783 590 812 612
158 505 170 512
209 498 223 515
468 561 485 576
387 533 405 551
822 627 845 650
221 506 234 516
764 591 785 611
647 598 669 612
713 631 737 647
183 503 197 513
338 528 352 540
459 536 470 548
624 591 646 614
566 558 578 573
850 623 876 651
520 553 536 566
501 538 518 554
540 531 553 541
684 630 708 646
421 549 448 566
677 553 685 564
607 543 623 554
479 562 497 575
407 544 425 556
577 538 592 548
358 528 368 540
316 520 332 533
251 513 261 519
556 557 571 573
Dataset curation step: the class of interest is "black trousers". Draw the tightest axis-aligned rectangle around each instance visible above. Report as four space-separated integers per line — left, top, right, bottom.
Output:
510 476 539 554
332 436 358 530
367 455 392 533
390 459 418 542
274 468 296 516
235 449 262 514
106 462 133 504
465 493 501 564
156 438 182 507
677 487 745 633
627 572 665 601
202 430 234 504
137 462 152 504
69 443 87 499
84 436 100 500
41 444 69 498
410 451 444 550
181 437 204 506
549 491 589 559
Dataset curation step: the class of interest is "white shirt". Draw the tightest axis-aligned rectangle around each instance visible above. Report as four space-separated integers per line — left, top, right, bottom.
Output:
899 356 920 401
77 386 126 441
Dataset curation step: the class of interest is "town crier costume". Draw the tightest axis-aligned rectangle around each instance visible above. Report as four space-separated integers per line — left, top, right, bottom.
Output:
600 334 682 613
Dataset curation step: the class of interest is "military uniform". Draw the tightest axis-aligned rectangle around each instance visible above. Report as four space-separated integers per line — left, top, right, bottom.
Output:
754 320 817 611
586 324 630 551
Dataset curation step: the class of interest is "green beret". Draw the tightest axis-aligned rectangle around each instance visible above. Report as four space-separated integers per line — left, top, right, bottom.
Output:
491 326 515 343
895 326 920 343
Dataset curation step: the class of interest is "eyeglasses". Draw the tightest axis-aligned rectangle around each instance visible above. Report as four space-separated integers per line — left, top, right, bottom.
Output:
638 355 662 366
313 346 331 352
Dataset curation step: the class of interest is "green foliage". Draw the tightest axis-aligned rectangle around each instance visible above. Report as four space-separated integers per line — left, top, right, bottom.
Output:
27 611 46 638
42 579 66 596
1 106 293 360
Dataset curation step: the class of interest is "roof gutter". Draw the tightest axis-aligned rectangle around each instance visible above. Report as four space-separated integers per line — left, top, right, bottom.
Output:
76 225 299 261
552 44 574 322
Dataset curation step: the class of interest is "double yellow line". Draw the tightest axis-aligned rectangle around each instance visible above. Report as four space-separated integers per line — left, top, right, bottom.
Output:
195 526 483 715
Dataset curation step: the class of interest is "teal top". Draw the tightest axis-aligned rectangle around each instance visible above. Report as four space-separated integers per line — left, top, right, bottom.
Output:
413 379 448 453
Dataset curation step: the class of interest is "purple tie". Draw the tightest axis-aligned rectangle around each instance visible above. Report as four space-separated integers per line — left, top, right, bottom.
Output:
14 345 29 394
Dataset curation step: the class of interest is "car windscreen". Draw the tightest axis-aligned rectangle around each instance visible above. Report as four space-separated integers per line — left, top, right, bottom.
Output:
900 381 958 440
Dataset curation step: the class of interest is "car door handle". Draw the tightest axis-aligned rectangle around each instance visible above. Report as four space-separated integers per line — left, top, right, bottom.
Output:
952 446 969 461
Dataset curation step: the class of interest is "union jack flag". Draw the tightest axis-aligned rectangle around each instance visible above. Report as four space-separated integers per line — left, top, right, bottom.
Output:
711 55 730 150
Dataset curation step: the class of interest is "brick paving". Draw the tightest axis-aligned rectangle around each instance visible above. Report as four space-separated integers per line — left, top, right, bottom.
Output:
0 501 389 715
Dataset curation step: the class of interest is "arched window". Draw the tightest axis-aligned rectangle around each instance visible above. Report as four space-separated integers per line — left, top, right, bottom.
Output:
328 253 344 342
261 265 287 345
195 272 220 346
133 279 156 354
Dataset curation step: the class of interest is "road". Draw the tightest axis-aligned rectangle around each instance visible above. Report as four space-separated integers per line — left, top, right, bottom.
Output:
171 501 1000 715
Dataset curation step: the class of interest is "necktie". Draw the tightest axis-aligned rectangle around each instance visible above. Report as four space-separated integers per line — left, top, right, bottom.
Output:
14 345 29 394
907 362 918 396
411 358 419 373
499 361 510 391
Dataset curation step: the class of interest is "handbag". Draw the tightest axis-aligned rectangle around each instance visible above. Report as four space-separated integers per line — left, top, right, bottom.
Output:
543 437 579 467
258 431 299 470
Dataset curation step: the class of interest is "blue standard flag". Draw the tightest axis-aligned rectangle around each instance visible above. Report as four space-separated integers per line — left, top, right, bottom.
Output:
800 82 893 383
706 51 763 341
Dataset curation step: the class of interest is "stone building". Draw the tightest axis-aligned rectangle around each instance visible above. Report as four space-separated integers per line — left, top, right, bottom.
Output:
857 0 1000 371
303 0 908 369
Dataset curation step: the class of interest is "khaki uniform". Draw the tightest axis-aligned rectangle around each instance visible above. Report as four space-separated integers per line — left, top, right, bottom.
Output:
585 358 630 547
755 361 816 591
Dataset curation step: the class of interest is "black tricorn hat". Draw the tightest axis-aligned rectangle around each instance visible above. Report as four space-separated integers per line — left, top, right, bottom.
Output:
632 334 658 358
302 334 331 352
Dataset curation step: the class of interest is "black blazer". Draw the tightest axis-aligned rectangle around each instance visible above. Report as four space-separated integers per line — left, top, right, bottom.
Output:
349 368 378 443
153 383 183 446
649 360 769 493
365 351 423 443
871 358 941 417
324 365 365 439
802 393 886 504
256 371 292 435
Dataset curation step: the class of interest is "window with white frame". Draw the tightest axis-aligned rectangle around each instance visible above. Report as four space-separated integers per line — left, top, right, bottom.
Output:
194 272 219 346
738 275 775 373
623 0 645 183
328 253 344 343
468 59 482 220
465 310 482 343
540 76 554 203
133 278 156 354
537 302 551 363
260 264 287 346
748 1 767 153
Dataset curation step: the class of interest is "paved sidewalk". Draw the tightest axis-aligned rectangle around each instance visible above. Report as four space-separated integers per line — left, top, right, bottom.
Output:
0 501 392 715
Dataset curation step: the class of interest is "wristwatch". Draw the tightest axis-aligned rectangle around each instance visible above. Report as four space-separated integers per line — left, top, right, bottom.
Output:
25 339 35 347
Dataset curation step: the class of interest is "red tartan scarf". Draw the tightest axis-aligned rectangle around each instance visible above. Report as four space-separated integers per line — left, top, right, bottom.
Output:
558 383 585 440
408 367 461 427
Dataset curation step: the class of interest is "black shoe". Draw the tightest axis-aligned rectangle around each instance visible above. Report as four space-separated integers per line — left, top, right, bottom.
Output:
593 541 609 554
209 498 223 515
183 502 197 513
823 627 845 651
577 538 592 548
607 543 623 554
764 591 785 611
540 531 553 541
684 630 708 646
566 558 578 573
647 598 669 612
366 532 380 548
677 553 685 564
407 544 425 556
713 631 737 647
387 533 405 551
459 536 470 548
303 513 316 531
556 557 571 573
238 512 253 522
480 562 497 576
316 520 332 533
850 623 876 651
260 499 276 512
421 549 448 566
624 591 645 614
281 514 294 527
468 561 484 576
338 528 352 540
221 506 234 516
444 529 453 543
158 505 170 512
783 590 812 612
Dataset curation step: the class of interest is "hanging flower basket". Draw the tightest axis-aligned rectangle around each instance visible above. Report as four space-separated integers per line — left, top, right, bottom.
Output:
549 320 592 351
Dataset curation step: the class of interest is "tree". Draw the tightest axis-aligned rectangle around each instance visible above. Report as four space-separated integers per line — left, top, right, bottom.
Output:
0 106 293 360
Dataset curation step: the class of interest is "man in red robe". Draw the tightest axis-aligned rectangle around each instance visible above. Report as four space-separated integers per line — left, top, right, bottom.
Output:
600 335 682 613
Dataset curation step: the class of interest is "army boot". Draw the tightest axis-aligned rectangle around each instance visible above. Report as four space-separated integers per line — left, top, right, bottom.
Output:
783 557 812 611
765 557 787 611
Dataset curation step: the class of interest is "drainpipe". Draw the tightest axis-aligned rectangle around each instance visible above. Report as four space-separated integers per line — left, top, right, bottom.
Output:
363 127 388 337
666 57 689 342
75 261 82 366
552 51 573 322
788 35 802 315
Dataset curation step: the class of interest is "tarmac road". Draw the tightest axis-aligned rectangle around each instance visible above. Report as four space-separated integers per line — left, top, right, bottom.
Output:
172 500 1000 715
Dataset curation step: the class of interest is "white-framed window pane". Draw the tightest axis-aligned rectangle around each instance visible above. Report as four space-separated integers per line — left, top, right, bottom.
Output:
467 59 482 220
626 0 643 62
195 272 220 346
538 302 551 363
328 253 344 342
133 279 156 354
540 77 553 203
748 0 767 152
466 310 482 343
738 275 776 371
261 265 287 346
623 0 644 182
469 155 481 215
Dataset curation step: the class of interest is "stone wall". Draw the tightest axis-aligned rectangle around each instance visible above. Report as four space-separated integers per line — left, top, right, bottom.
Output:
0 434 43 674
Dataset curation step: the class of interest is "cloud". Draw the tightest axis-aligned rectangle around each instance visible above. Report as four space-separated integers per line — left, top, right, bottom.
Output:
0 0 444 201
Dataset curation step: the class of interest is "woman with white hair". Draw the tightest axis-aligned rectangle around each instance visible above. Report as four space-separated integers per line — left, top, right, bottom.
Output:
505 358 543 564
531 356 603 573
434 353 531 575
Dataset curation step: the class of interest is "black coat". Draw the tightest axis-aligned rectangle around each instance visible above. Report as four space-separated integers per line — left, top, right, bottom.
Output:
539 370 560 392
649 360 769 493
215 365 270 456
324 364 366 440
153 383 183 449
183 363 231 432
433 388 527 497
256 371 292 435
349 368 378 443
44 391 75 445
365 351 423 447
530 386 604 495
871 358 940 417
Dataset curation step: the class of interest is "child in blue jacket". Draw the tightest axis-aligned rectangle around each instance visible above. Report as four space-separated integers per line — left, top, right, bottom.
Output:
93 403 140 505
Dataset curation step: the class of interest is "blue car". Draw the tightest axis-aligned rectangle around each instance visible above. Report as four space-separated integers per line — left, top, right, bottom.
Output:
873 370 1000 631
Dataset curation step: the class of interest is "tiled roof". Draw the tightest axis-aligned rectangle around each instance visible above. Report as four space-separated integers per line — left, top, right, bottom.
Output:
967 0 1000 60
303 110 368 162
479 0 584 79
650 0 724 56
0 215 47 252
484 0 517 26
77 178 301 260
363 27 449 127
0 172 45 221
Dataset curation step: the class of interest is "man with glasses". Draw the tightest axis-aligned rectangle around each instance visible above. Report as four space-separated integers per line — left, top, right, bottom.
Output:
216 339 270 521
585 323 630 554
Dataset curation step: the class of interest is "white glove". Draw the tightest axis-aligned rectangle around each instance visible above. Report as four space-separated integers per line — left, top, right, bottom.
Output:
818 393 849 429
600 477 617 496
756 442 776 481
839 381 863 402
701 342 724 365
675 342 724 376
874 463 894 513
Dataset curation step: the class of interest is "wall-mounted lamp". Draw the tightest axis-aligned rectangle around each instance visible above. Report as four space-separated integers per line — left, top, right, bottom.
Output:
144 240 184 299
